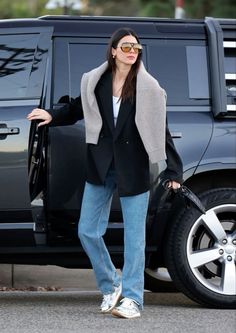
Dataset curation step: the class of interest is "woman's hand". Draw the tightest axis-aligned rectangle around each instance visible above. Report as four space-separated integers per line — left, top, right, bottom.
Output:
27 108 52 127
167 180 181 191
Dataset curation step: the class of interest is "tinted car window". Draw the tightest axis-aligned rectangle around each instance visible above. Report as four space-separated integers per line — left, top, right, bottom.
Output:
69 43 107 99
53 40 107 103
186 46 210 99
224 47 236 73
224 44 236 108
53 39 147 103
147 41 210 106
0 34 39 99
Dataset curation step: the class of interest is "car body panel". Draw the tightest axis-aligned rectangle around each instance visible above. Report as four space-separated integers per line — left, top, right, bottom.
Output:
0 16 234 261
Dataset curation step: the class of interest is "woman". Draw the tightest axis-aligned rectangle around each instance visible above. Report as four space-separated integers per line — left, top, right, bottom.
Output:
27 28 183 319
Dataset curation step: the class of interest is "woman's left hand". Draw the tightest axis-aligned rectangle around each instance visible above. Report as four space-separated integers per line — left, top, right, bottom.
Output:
167 180 181 190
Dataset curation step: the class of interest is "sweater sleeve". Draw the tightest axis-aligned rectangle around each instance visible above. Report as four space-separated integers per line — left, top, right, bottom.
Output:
48 96 84 126
161 119 183 184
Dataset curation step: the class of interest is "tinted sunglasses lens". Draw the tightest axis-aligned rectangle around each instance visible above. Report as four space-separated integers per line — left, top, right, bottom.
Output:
132 46 141 54
134 46 142 54
121 45 132 53
120 43 142 54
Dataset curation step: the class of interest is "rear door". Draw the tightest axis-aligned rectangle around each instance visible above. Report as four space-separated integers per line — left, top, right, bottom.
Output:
146 23 213 178
0 26 53 245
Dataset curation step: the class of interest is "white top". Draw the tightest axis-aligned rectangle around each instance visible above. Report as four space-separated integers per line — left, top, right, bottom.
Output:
112 96 121 126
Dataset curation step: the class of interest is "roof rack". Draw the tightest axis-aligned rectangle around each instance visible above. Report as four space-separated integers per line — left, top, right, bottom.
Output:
38 15 203 24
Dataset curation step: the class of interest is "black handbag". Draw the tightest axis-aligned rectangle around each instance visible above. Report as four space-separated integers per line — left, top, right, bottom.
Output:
162 180 206 215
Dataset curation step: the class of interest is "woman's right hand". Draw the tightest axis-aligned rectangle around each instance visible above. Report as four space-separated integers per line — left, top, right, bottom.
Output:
27 108 52 127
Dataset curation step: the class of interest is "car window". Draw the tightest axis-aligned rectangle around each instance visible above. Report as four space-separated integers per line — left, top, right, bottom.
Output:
223 41 236 111
0 33 47 99
0 28 52 102
53 39 107 104
53 38 210 107
53 38 147 104
186 46 210 99
147 41 210 106
69 43 107 99
0 34 39 99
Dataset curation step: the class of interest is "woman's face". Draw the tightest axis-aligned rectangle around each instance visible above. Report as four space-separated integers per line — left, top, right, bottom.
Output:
112 35 141 67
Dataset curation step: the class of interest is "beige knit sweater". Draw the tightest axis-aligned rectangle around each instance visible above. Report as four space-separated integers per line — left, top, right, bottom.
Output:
80 61 167 164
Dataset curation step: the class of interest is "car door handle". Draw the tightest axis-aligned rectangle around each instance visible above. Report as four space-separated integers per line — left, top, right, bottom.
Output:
0 124 20 137
171 131 182 138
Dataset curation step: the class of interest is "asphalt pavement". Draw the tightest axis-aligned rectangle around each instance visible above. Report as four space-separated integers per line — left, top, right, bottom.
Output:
0 290 235 333
0 267 235 333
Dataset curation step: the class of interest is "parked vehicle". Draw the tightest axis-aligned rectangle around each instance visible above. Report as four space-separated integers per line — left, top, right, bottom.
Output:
0 15 235 308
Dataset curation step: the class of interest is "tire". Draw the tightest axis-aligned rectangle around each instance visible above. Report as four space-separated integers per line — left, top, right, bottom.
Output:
166 188 236 308
144 268 177 292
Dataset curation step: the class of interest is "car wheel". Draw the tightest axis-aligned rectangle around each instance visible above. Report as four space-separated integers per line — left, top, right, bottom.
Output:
144 268 177 292
166 188 236 308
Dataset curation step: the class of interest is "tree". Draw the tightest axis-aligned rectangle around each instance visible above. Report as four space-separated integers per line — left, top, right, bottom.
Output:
139 0 174 17
87 0 140 16
139 0 236 18
175 0 236 19
0 0 48 19
0 0 235 19
0 0 27 19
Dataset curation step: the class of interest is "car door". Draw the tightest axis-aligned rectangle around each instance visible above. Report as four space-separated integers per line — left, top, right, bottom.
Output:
143 29 214 247
46 37 109 245
146 36 213 178
46 36 148 246
0 26 53 246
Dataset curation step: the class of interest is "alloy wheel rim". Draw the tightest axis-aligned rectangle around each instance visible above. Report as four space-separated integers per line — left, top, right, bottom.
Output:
187 204 236 295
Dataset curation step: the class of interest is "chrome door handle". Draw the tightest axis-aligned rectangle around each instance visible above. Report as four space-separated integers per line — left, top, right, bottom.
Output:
171 132 182 138
0 124 20 138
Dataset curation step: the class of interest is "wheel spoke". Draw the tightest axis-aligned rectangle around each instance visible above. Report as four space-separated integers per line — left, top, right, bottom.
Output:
188 248 221 268
221 260 236 295
201 210 227 241
230 230 236 240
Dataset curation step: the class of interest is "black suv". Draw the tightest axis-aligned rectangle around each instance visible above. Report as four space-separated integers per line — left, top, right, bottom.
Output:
0 16 235 308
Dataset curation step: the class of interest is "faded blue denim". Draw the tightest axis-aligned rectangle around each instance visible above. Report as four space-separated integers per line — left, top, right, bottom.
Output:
78 169 149 308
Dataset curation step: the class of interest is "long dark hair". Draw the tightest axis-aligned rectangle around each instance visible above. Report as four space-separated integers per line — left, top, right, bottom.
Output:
107 28 142 102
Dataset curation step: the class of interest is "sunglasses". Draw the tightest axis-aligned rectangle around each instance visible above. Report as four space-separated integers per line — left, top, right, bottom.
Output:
118 42 142 54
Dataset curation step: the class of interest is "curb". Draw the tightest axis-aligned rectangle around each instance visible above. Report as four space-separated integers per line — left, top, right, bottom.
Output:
0 264 97 290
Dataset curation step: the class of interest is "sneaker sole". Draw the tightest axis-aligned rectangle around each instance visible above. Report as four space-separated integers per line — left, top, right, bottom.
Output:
111 308 141 319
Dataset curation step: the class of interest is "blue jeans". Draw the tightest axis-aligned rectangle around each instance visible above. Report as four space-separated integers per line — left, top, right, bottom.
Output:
78 169 149 308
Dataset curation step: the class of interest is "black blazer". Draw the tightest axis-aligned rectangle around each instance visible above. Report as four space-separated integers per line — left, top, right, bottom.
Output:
49 70 183 196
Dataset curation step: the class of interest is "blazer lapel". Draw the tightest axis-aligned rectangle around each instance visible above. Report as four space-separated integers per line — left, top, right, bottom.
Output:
96 71 115 133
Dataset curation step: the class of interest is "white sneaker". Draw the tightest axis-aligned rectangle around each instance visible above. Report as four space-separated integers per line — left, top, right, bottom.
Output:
100 284 122 313
112 297 141 319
